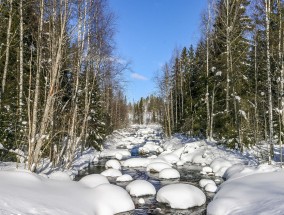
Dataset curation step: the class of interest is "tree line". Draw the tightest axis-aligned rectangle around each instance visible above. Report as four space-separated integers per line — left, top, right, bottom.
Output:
0 0 128 171
156 0 283 163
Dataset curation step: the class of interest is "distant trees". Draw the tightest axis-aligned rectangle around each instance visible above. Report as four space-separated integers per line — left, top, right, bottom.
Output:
156 0 284 162
0 0 128 171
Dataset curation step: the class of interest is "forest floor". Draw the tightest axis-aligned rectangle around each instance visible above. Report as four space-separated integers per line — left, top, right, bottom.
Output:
0 124 284 215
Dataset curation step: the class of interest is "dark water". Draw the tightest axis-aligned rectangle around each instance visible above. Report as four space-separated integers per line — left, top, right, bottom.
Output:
75 129 220 215
75 157 220 215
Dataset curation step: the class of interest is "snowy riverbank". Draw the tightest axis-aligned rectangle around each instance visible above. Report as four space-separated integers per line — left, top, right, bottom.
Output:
0 124 284 214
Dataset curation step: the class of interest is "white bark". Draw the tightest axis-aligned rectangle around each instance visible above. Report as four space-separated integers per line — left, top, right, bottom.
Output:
265 0 274 164
2 0 13 94
19 0 24 121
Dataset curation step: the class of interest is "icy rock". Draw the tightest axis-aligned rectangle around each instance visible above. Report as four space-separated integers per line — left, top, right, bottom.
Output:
146 162 172 173
126 180 156 197
159 168 180 179
49 171 71 181
116 174 133 182
101 169 122 177
105 159 121 170
156 184 206 209
79 174 109 188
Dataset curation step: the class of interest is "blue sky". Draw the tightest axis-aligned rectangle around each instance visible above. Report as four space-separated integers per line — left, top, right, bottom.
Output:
109 0 207 102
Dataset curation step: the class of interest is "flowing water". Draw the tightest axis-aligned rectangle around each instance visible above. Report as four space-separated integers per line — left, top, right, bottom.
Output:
75 129 222 215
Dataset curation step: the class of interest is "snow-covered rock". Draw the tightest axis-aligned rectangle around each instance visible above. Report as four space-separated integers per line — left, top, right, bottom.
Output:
204 183 217 192
91 183 135 215
207 171 284 215
210 158 233 177
49 171 71 181
202 166 213 173
146 162 172 173
79 174 109 188
105 159 121 170
126 180 156 197
159 153 180 164
199 179 215 188
116 174 133 182
0 170 135 215
123 158 151 168
156 184 206 209
100 149 131 159
138 198 145 205
101 169 122 177
159 168 180 179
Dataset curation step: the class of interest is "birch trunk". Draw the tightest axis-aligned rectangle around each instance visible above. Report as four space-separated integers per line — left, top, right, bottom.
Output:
19 0 24 121
2 0 13 94
265 0 274 164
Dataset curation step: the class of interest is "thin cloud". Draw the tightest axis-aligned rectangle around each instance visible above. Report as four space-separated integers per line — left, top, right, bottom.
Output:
131 72 148 81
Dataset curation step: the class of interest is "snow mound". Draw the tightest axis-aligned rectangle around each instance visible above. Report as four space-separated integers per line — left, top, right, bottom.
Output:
210 158 233 177
156 183 206 209
202 166 213 173
146 162 172 173
105 159 121 170
91 183 135 215
205 183 217 192
49 171 71 181
116 174 133 182
123 158 151 167
0 170 134 215
199 179 215 188
79 174 109 188
139 142 162 154
207 171 284 215
100 149 131 159
159 153 180 164
159 168 180 179
101 169 122 177
126 180 156 197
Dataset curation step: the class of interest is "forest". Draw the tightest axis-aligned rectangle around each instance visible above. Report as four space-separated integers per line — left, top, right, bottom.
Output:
1 0 284 214
132 0 284 164
0 0 284 169
0 0 129 171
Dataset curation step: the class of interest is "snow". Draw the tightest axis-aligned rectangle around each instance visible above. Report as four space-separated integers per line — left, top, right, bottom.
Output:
205 183 217 192
79 174 109 188
146 162 172 173
156 184 206 209
105 159 121 170
116 174 133 182
100 169 122 177
199 179 215 188
138 198 145 204
207 171 284 215
100 149 131 159
159 168 180 179
0 143 4 149
210 158 234 177
202 166 213 173
48 171 72 181
122 158 151 167
0 170 134 215
126 180 156 197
